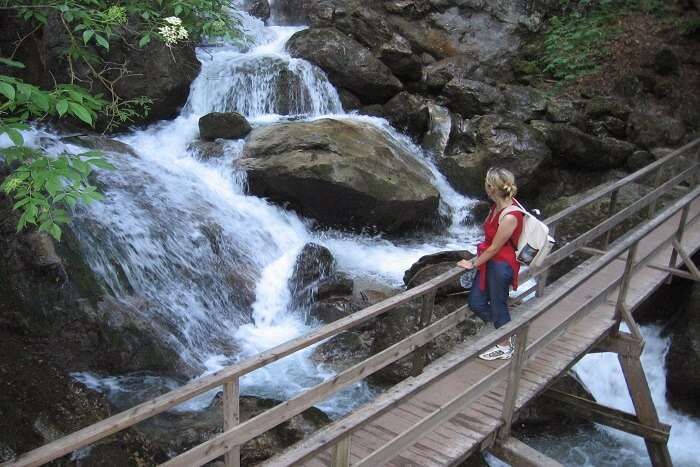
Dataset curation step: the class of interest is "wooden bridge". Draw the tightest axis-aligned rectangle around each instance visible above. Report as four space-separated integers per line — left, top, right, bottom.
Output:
4 139 700 467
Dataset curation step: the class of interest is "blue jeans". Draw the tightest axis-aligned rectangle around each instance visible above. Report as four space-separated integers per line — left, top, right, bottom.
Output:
468 260 513 329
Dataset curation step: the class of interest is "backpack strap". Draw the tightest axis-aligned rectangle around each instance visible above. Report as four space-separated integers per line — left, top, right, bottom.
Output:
498 205 525 250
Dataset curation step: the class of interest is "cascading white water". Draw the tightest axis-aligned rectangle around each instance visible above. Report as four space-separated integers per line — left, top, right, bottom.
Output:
50 9 481 415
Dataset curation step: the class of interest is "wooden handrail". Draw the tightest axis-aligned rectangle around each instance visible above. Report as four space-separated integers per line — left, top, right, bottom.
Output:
262 185 700 467
5 138 699 467
544 138 700 226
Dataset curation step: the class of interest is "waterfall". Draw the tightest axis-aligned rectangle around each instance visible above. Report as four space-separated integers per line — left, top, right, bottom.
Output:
47 7 480 416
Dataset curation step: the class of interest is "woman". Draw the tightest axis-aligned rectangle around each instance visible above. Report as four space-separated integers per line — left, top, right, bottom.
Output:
458 167 523 361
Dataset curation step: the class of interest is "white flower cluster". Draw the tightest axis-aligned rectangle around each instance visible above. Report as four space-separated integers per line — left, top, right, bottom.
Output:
159 16 189 46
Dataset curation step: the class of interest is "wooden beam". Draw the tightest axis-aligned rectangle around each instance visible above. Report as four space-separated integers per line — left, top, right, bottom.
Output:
618 355 673 467
412 289 436 376
593 332 644 358
648 264 698 281
223 379 240 467
672 238 700 280
489 436 564 467
499 327 530 440
331 436 351 467
160 307 468 467
543 389 670 444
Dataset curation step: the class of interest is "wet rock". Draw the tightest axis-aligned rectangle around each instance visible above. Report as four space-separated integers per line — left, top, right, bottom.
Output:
338 88 362 111
138 394 331 465
198 112 252 141
665 282 700 417
421 103 452 156
188 140 227 160
584 96 631 121
445 113 477 155
308 297 359 323
289 243 336 306
240 118 441 233
442 78 501 118
358 104 387 118
654 47 681 75
439 115 551 197
403 250 474 298
626 111 685 149
316 273 354 301
244 0 271 21
384 0 431 17
287 28 403 104
310 331 373 369
383 92 430 141
61 134 138 157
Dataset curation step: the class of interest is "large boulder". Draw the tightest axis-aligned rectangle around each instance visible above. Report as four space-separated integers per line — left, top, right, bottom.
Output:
403 250 475 298
243 0 271 21
286 28 403 104
198 112 252 141
289 243 336 307
538 122 636 169
423 54 485 92
442 78 502 118
240 118 441 233
383 92 430 141
439 115 551 197
665 282 700 416
626 111 685 149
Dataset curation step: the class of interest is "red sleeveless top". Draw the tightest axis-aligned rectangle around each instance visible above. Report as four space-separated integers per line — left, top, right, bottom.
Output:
476 202 524 291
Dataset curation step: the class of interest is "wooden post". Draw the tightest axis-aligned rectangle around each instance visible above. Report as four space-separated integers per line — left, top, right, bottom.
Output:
618 355 673 467
647 168 664 219
332 435 351 467
536 225 556 297
672 238 700 280
614 241 639 325
499 326 529 440
603 189 619 249
411 290 436 376
223 378 240 467
667 205 690 284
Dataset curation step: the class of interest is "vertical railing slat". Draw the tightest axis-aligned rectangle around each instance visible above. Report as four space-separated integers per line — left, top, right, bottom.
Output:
499 326 529 440
411 290 437 376
223 378 240 467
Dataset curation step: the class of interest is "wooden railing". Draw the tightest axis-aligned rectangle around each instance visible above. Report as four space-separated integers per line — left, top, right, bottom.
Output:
3 139 699 467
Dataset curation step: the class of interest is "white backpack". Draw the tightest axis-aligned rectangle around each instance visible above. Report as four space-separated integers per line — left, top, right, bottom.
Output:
499 200 554 268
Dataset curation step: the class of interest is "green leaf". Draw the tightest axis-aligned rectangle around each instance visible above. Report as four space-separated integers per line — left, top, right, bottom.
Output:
94 33 110 50
0 82 15 100
45 177 62 197
56 99 69 116
13 197 32 210
49 223 62 241
0 57 25 69
174 5 183 15
138 34 151 47
31 91 50 112
87 158 116 170
68 102 93 125
83 29 95 45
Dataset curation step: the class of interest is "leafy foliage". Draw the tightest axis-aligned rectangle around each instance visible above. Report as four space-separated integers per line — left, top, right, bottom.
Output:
1 70 114 241
542 0 678 82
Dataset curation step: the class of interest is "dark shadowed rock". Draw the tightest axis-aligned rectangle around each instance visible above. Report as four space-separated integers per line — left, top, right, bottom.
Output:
308 297 359 323
198 112 252 141
403 250 474 298
244 0 271 21
627 111 685 149
424 54 484 91
383 92 430 141
338 88 362 111
379 33 423 81
627 150 656 172
286 28 403 104
289 243 336 306
654 47 681 75
188 140 226 160
501 84 548 122
439 115 551 197
665 282 700 416
240 118 441 233
517 371 595 427
442 78 502 118
61 134 138 157
542 123 635 169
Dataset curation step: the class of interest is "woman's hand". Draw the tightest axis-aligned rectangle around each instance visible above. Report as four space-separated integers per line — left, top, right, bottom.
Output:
457 259 475 269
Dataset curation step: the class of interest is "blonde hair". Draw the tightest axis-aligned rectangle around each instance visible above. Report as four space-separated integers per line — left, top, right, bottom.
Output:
485 167 517 199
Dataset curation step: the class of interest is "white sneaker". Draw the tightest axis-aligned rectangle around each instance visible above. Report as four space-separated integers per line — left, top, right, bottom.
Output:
479 344 514 361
